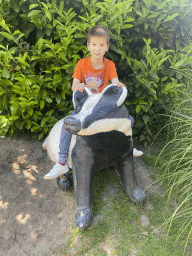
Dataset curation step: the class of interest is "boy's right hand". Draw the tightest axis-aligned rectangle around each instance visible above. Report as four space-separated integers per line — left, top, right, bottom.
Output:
76 83 85 92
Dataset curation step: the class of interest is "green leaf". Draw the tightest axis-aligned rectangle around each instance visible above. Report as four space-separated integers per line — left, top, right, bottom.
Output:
13 30 20 35
45 27 52 36
35 111 43 116
39 132 45 140
28 10 42 18
59 1 64 12
0 45 6 50
0 20 11 33
0 90 6 96
10 0 20 12
26 120 32 129
16 33 25 41
53 74 62 84
163 13 179 23
20 102 28 107
45 109 54 116
42 90 47 99
124 17 134 23
112 35 122 41
143 115 149 125
3 68 10 79
121 24 133 29
91 15 102 23
52 0 57 7
149 70 159 81
79 16 88 22
40 117 48 127
161 76 168 82
136 104 141 113
0 32 14 40
140 134 146 141
140 59 147 69
28 108 33 116
44 8 52 21
45 97 52 103
41 2 48 9
40 100 45 110
174 59 185 68
176 72 183 80
111 13 120 22
31 125 40 132
29 4 39 10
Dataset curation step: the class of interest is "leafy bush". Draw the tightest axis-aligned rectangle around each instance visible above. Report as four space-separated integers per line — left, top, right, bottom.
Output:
0 0 192 141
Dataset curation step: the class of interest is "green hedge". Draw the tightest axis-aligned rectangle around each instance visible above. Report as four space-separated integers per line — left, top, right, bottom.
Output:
0 0 192 141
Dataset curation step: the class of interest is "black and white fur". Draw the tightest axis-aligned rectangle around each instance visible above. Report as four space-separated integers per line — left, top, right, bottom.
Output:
43 84 147 230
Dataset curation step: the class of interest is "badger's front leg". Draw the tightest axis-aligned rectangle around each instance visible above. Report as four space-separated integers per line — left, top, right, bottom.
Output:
72 138 95 230
115 151 147 205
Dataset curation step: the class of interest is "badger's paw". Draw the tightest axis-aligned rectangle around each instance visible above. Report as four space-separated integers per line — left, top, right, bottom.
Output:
57 174 73 192
75 206 93 230
130 187 147 205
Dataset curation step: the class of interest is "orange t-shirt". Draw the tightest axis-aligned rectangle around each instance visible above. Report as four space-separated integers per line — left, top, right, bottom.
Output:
72 57 118 93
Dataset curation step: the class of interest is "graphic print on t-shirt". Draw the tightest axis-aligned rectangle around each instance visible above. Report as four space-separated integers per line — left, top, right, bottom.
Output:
84 72 104 93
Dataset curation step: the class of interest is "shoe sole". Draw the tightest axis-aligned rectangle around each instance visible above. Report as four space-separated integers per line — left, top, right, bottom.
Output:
133 153 143 157
44 170 69 180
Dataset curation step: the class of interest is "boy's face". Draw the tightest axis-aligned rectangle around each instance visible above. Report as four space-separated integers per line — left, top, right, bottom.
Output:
87 36 109 60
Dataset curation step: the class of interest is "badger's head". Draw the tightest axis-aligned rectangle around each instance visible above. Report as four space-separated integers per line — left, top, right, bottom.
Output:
64 84 132 136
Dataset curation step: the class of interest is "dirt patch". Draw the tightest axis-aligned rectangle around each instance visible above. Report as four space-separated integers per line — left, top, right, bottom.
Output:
0 136 76 256
0 136 156 256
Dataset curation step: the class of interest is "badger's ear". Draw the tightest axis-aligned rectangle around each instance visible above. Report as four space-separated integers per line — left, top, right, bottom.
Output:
102 84 127 106
72 88 93 108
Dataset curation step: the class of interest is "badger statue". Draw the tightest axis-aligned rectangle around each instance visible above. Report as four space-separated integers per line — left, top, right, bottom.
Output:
43 84 147 230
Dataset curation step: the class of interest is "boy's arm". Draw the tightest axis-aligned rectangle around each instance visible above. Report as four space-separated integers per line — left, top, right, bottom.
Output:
111 78 126 88
71 78 85 92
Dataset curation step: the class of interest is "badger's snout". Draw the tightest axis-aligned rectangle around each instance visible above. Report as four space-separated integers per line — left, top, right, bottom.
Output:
64 117 81 134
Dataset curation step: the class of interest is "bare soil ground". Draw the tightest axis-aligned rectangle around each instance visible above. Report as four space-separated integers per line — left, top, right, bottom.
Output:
0 136 76 256
0 135 158 256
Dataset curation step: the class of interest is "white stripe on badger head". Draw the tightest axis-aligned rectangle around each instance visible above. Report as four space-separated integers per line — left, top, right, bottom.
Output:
84 87 94 96
72 87 93 108
77 118 132 136
117 87 127 106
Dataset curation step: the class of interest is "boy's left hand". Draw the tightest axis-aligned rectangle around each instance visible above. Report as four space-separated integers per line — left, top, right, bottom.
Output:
116 82 126 88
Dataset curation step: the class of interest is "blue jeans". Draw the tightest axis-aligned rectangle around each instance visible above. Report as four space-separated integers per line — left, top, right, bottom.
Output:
58 112 134 164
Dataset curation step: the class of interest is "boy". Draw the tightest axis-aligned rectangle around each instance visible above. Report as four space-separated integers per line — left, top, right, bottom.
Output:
44 25 143 180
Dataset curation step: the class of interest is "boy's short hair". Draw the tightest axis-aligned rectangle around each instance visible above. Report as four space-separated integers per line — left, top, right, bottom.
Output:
88 25 110 45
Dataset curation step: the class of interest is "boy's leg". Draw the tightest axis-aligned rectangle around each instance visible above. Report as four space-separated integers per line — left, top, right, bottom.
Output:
58 124 72 164
44 111 75 180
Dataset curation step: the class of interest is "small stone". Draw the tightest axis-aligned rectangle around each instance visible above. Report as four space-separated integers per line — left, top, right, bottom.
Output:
140 213 150 227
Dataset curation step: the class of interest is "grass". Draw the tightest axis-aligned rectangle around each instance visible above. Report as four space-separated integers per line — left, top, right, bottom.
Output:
53 162 191 256
153 92 192 252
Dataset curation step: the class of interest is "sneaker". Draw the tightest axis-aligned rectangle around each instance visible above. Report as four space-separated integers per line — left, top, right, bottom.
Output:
44 163 69 180
133 148 143 157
